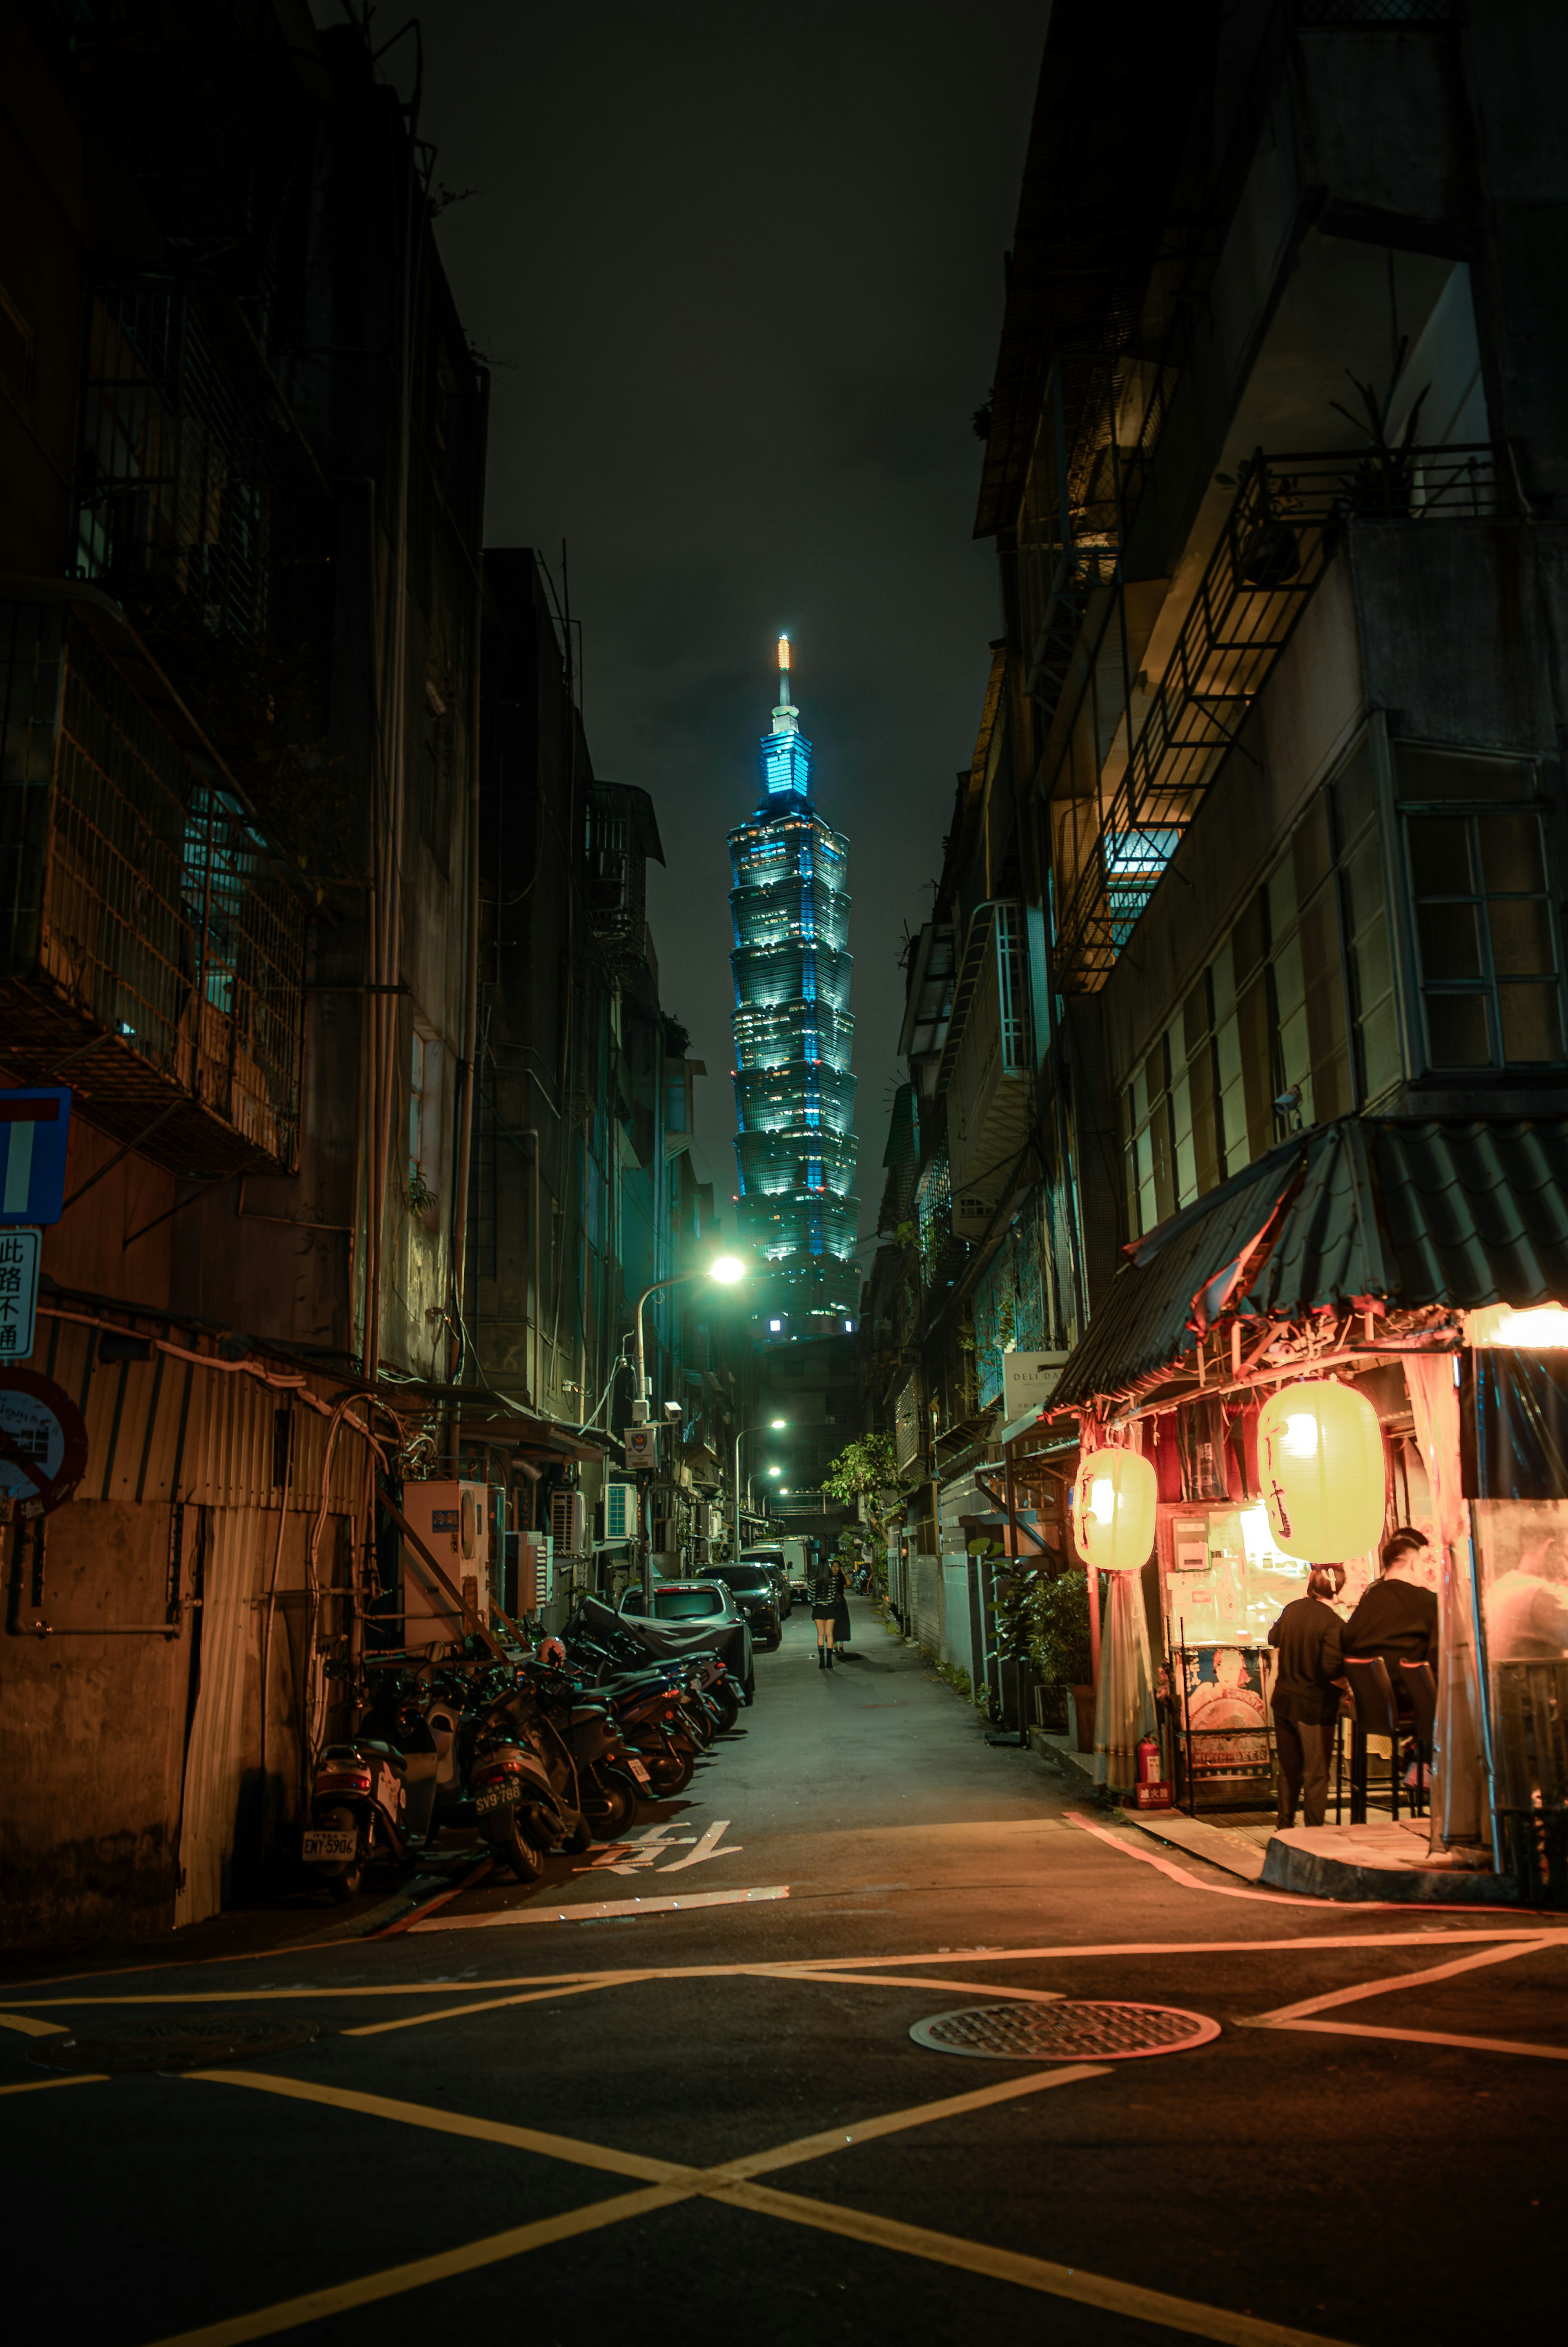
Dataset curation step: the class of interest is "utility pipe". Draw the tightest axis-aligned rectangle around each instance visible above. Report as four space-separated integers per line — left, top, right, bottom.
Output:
448 363 492 1420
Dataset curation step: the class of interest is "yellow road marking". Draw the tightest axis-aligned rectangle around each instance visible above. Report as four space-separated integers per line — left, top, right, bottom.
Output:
1247 1933 1560 2025
343 1975 628 2039
1265 2017 1568 2061
145 2187 688 2346
760 1969 1065 2001
11 1926 1557 2016
715 2063 1109 2181
185 2069 688 2184
0 2072 108 2096
157 2060 1356 2347
0 2012 70 2036
713 2179 1356 2347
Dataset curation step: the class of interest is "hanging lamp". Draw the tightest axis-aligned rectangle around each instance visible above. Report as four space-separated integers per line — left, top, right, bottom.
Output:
1073 1447 1157 1575
1257 1379 1384 1561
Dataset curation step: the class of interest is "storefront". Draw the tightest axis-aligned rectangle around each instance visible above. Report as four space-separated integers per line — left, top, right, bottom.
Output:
1043 1115 1568 1902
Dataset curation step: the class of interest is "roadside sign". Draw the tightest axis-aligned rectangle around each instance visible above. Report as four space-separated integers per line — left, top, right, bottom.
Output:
0 1368 90 1518
0 1089 72 1226
621 1424 659 1468
1002 1348 1071 1421
0 1229 40 1361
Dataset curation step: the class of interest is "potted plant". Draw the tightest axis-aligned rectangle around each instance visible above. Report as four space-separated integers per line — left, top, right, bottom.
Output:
1033 1568 1096 1753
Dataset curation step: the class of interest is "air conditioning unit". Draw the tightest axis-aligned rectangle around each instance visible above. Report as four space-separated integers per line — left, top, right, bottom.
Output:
601 1481 637 1545
550 1487 586 1556
401 1479 491 1641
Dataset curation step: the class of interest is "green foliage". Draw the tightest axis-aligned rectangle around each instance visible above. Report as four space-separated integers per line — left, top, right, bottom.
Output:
1033 1567 1094 1686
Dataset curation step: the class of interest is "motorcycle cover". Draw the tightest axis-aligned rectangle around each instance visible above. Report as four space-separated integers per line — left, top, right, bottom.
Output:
568 1594 748 1683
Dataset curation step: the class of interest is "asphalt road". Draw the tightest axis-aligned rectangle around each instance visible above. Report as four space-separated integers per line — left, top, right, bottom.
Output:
4 1598 1565 2347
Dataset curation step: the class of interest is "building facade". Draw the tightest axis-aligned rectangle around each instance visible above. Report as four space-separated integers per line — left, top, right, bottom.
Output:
864 0 1568 1892
728 639 860 1337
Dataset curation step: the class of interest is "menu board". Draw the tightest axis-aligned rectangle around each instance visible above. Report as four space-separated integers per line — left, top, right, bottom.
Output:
1168 1642 1275 1808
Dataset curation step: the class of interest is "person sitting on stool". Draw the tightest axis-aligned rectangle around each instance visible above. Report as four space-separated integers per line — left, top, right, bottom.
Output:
1267 1564 1347 1830
1343 1528 1438 1676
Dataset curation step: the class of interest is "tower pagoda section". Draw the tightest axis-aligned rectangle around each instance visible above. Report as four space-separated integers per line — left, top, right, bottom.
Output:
728 640 860 1328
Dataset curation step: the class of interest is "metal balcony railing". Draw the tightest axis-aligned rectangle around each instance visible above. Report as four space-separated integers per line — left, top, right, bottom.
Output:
1051 441 1514 993
0 599 304 1174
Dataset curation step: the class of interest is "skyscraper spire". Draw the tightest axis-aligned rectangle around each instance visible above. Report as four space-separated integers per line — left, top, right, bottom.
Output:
772 633 798 735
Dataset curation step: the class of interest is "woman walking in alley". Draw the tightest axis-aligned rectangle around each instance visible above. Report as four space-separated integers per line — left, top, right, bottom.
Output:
1267 1564 1347 1829
811 1554 847 1670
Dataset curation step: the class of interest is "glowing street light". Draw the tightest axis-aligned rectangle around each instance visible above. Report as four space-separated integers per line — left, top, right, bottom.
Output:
632 1255 748 1424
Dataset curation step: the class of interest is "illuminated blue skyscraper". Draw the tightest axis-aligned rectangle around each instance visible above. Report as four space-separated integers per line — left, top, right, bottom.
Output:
729 639 859 1328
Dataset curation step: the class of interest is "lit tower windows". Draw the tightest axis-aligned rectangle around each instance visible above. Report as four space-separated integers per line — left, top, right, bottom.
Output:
728 638 860 1327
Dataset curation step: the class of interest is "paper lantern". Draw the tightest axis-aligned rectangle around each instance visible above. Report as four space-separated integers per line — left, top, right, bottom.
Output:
1257 1379 1384 1562
1074 1448 1157 1574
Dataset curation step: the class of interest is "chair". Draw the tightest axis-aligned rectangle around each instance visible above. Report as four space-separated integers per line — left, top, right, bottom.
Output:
1399 1660 1437 1819
1344 1655 1403 1824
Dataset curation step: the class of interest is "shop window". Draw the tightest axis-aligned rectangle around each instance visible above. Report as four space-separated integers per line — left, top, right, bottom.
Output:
1395 745 1563 1071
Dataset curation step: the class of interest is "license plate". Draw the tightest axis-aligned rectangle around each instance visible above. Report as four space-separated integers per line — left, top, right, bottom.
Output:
627 1758 650 1786
474 1782 522 1815
302 1830 357 1862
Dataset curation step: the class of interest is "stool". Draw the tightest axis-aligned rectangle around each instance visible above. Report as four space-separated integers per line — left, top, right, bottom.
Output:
1344 1655 1403 1824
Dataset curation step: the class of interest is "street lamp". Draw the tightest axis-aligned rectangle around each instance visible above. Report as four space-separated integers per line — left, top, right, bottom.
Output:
632 1254 746 1425
732 1416 787 1546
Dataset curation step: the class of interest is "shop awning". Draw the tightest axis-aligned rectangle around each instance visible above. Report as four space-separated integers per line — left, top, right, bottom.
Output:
1049 1113 1568 1414
1048 1139 1304 1409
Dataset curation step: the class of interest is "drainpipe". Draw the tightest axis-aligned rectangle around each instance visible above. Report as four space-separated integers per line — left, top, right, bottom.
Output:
448 364 492 1418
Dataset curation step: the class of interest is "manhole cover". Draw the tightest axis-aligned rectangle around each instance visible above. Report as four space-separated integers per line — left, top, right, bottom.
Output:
910 2000 1218 2062
31 2015 318 2075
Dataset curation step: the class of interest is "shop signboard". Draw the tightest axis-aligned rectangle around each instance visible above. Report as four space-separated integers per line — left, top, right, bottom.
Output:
1002 1349 1070 1421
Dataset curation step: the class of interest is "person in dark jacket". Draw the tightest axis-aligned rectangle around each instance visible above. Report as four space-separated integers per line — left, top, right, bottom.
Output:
809 1559 847 1670
1343 1528 1438 1670
1267 1565 1347 1829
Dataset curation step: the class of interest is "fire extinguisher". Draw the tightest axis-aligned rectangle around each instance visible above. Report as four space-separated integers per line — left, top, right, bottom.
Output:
1135 1732 1172 1809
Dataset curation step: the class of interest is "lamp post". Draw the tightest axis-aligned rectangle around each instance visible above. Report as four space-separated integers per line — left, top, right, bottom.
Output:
632 1254 745 1423
733 1416 786 1549
630 1254 744 1585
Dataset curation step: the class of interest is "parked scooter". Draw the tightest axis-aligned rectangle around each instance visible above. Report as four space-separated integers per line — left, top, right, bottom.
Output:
303 1672 468 1900
467 1671 589 1882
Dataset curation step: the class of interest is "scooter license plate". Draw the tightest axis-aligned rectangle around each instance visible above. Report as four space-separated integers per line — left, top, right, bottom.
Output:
474 1782 522 1815
302 1830 357 1862
626 1757 650 1786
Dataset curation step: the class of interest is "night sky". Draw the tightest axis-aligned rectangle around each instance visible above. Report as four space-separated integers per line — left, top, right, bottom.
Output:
391 2 1044 1257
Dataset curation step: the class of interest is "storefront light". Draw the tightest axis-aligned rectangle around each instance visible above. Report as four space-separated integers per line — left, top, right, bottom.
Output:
1257 1379 1383 1563
1073 1447 1156 1574
1483 1303 1568 1348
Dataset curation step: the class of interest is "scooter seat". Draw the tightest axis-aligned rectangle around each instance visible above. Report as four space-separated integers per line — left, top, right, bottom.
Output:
570 1704 609 1726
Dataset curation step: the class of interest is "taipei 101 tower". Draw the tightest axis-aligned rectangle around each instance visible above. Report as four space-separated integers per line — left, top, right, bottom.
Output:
728 638 860 1334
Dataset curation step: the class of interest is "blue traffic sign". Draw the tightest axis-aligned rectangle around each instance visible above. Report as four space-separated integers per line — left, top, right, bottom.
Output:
0 1089 71 1227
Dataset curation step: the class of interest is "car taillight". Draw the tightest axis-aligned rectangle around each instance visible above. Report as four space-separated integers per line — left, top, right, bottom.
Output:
316 1769 372 1793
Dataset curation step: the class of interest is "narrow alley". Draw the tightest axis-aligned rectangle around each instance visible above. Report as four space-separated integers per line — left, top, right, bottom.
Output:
4 1601 1563 2347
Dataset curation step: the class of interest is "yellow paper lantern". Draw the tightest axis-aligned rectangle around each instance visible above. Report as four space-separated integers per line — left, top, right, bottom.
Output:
1074 1447 1157 1574
1257 1379 1384 1562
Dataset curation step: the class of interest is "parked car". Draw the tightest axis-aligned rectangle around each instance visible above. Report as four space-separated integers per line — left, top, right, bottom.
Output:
618 1579 756 1691
735 1545 792 1618
699 1561 783 1649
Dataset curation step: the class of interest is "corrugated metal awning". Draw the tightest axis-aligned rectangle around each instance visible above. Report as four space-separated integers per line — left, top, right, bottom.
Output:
1049 1113 1568 1414
1049 1139 1304 1409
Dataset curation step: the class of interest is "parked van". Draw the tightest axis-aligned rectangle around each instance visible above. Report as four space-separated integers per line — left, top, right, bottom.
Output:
742 1535 817 1602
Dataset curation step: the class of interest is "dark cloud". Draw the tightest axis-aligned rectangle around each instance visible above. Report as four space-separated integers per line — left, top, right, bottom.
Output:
402 0 1044 1238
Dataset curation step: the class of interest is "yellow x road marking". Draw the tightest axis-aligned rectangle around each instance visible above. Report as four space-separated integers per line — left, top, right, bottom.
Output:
130 2059 1353 2347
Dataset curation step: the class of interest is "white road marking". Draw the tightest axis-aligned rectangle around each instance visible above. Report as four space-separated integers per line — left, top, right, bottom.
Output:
406 1885 791 1932
657 1819 742 1872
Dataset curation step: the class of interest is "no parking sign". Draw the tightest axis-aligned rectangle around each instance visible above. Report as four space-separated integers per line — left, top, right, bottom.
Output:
0 1370 90 1519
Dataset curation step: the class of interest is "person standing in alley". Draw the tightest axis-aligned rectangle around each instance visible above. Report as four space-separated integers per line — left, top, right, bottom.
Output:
1267 1564 1347 1829
810 1554 847 1670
